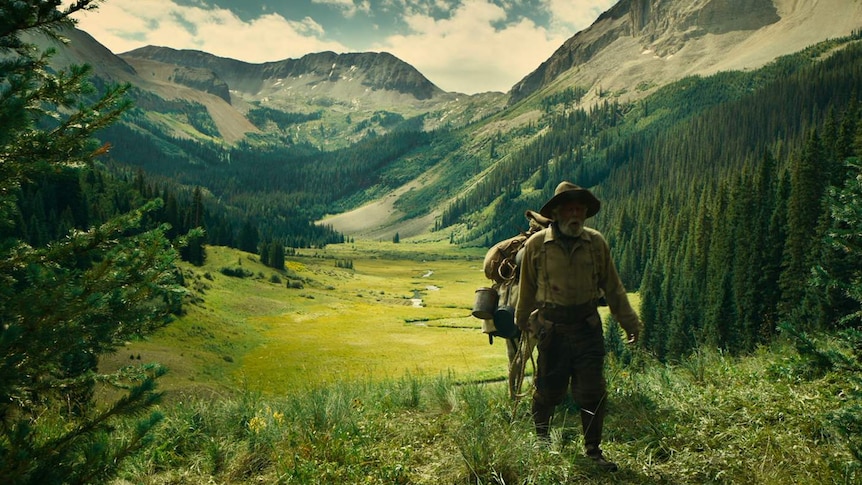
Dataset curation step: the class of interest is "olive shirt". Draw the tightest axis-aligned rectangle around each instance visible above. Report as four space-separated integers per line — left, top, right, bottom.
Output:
515 225 642 337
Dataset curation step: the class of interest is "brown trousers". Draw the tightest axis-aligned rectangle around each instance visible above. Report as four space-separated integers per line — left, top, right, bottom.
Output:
532 305 606 452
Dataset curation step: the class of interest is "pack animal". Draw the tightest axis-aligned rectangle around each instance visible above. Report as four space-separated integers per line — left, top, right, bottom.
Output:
473 210 550 398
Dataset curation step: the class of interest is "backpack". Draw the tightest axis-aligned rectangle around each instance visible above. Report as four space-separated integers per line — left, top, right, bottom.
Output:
473 210 551 342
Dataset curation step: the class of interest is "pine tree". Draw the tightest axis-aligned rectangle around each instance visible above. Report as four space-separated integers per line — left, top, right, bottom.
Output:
639 259 666 358
180 187 206 265
760 173 790 339
0 2 183 482
750 150 782 341
780 130 828 327
816 159 862 327
703 182 737 350
238 219 259 253
268 241 285 270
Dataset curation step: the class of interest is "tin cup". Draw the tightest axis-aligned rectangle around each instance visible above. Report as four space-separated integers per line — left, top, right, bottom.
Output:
472 287 498 319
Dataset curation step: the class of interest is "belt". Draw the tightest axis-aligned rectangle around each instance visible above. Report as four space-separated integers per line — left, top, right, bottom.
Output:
539 300 598 325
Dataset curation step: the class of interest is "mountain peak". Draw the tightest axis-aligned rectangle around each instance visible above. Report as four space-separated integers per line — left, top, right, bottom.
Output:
509 0 862 105
121 47 445 101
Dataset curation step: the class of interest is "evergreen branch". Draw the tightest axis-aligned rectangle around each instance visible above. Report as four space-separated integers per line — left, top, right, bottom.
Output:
0 0 102 44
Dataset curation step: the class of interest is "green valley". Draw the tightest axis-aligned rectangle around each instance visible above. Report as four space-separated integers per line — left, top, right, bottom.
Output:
103 242 510 396
103 244 858 484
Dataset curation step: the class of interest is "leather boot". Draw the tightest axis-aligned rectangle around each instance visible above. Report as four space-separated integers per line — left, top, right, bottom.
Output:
580 401 604 451
582 402 618 471
586 447 619 472
532 399 554 444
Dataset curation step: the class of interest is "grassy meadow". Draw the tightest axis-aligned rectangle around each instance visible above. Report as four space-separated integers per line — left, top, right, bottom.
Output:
103 241 858 484
102 240 512 397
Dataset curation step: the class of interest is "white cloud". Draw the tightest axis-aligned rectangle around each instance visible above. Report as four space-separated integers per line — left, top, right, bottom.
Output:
312 0 367 18
544 0 619 34
63 0 618 93
71 0 347 62
374 0 568 93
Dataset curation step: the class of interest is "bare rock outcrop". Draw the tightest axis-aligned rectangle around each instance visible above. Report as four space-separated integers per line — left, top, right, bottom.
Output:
121 47 445 101
508 0 838 105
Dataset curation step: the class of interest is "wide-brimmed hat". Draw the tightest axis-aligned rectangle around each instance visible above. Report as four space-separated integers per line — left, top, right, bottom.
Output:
539 181 601 219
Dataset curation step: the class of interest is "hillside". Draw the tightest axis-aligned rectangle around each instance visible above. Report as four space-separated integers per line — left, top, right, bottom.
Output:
104 248 859 484
510 0 862 107
115 337 860 483
120 47 448 102
323 0 862 238
28 27 507 147
22 0 861 243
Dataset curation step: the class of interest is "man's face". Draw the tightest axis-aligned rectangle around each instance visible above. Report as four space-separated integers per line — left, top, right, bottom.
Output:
555 200 588 237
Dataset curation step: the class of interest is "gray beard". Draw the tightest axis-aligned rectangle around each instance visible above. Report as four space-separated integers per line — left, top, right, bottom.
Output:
557 221 584 238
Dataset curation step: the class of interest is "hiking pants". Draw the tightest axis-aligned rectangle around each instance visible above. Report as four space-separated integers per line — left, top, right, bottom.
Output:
532 305 606 452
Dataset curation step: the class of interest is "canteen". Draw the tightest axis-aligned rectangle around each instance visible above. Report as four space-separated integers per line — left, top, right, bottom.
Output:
493 304 517 338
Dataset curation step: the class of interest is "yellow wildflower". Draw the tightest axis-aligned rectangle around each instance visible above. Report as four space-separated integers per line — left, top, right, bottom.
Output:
248 416 267 434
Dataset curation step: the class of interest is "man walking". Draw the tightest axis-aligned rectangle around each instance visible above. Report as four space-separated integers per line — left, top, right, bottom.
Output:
516 181 642 471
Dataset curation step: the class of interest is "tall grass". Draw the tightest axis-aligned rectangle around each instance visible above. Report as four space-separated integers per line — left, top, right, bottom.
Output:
107 245 858 482
114 339 859 484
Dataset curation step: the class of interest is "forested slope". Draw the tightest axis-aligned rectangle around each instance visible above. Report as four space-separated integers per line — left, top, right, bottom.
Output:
443 34 862 360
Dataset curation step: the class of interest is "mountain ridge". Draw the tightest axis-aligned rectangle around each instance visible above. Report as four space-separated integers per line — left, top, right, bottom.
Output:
30 27 505 146
510 0 862 106
120 46 448 101
29 0 862 241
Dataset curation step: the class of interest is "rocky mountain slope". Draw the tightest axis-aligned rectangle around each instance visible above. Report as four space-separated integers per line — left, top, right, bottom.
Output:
30 28 506 145
36 0 859 149
28 28 262 143
328 0 862 239
510 0 862 106
121 46 446 103
27 0 862 240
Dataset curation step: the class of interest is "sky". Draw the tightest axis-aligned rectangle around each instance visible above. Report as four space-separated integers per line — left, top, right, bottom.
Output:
67 0 620 94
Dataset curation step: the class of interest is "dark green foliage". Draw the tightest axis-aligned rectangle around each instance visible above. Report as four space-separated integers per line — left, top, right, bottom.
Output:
353 110 406 132
7 164 210 266
814 158 862 328
437 33 862 360
98 109 421 248
246 106 322 130
636 107 860 360
220 266 255 278
188 113 217 137
178 187 207 266
238 220 259 253
763 156 862 464
259 239 285 270
0 2 184 483
540 86 588 113
779 130 829 325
